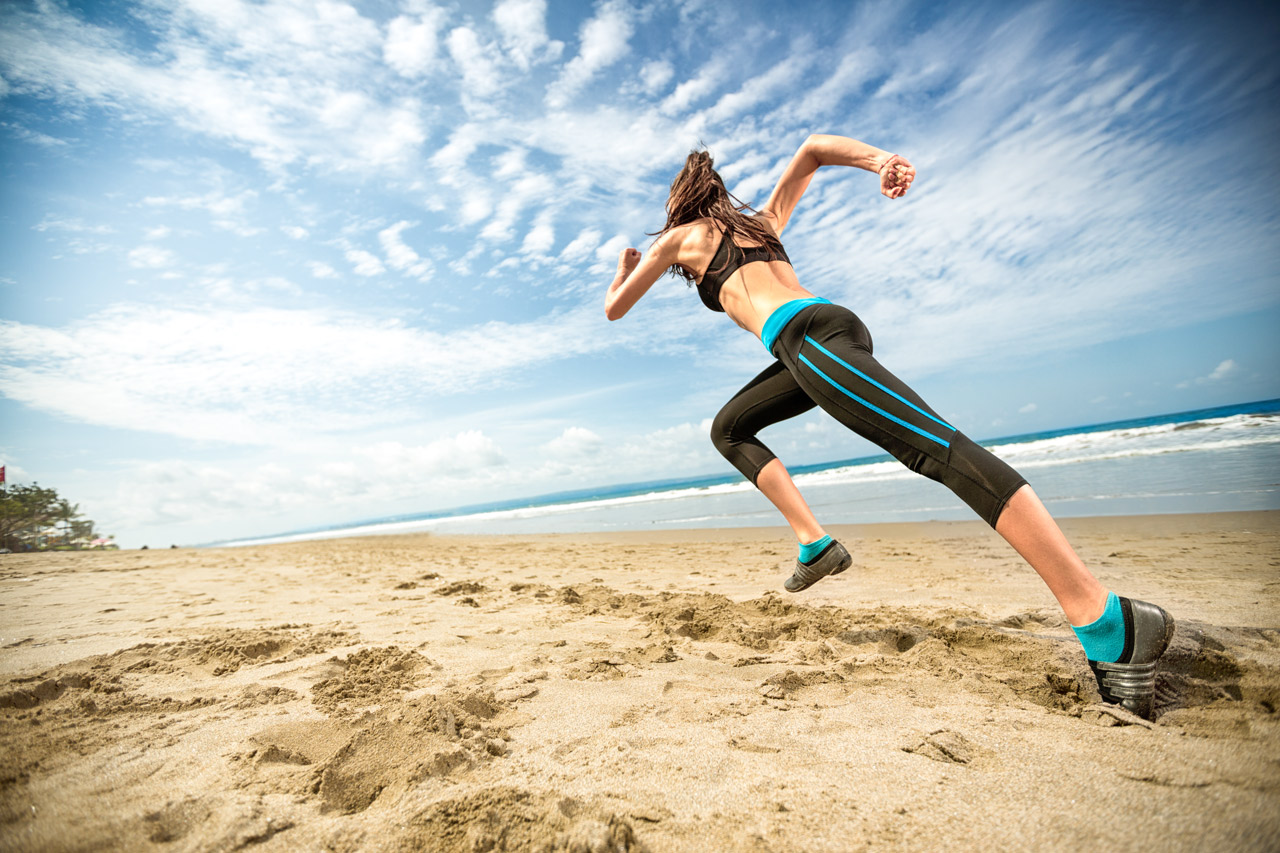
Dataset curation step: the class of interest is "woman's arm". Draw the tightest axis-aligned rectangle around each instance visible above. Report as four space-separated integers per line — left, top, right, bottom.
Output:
761 134 915 234
604 231 682 321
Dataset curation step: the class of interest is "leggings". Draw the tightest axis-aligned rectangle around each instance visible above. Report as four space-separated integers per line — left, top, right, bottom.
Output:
710 303 1026 528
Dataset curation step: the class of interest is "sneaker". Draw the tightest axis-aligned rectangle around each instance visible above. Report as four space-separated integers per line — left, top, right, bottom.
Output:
1087 597 1175 720
784 540 852 593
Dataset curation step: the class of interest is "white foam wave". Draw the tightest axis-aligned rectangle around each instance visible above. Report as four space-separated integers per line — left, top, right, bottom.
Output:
796 413 1280 488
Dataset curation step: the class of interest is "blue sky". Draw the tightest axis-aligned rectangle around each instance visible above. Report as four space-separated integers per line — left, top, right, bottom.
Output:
1 0 1277 547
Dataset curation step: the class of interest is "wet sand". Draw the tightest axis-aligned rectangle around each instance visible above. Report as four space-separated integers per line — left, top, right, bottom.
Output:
1 511 1278 851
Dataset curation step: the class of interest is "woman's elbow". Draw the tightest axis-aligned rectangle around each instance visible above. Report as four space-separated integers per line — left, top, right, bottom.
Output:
604 299 626 321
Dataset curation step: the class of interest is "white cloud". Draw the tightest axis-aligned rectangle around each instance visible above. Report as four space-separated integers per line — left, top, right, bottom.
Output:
1208 359 1237 381
595 234 630 269
545 0 634 109
559 228 601 263
110 430 507 532
384 8 446 78
478 169 556 244
659 57 728 115
1177 359 1238 388
127 245 174 268
0 1 424 172
281 225 309 240
308 261 339 279
345 249 386 277
545 426 603 458
520 211 555 256
704 53 812 125
2 120 69 148
429 123 486 171
446 26 504 102
378 221 433 281
143 189 262 236
34 216 112 234
0 301 652 445
492 0 562 70
1018 403 1037 414
638 59 674 95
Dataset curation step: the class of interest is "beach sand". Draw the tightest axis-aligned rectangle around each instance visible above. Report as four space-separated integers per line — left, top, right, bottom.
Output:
1 511 1278 852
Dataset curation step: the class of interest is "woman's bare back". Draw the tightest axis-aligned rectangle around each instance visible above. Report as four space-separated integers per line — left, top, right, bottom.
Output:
676 217 814 338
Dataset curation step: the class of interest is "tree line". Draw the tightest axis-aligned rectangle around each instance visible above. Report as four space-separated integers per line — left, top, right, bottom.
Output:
0 483 109 552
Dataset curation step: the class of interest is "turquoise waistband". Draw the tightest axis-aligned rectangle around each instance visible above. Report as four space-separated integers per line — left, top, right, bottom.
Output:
761 297 831 354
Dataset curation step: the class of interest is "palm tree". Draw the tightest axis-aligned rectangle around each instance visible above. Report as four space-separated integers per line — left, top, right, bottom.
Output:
55 499 79 548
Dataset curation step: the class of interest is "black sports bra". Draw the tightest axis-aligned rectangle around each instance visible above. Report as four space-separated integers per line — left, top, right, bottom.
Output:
695 232 792 312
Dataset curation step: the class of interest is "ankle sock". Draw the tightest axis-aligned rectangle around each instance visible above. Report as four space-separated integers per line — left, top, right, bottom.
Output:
798 535 833 564
1071 591 1125 663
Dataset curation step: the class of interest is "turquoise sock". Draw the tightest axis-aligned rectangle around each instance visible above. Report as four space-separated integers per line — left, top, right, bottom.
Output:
798 535 833 564
1071 592 1126 662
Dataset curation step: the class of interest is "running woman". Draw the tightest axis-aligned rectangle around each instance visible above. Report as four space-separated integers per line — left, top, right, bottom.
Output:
603 134 1174 719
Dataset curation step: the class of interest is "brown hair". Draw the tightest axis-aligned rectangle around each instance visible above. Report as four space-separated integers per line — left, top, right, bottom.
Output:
653 149 782 284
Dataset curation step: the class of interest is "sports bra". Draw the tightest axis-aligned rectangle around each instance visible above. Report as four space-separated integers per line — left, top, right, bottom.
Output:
695 232 792 312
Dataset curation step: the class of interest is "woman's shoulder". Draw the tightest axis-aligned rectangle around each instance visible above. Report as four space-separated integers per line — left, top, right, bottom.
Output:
751 210 782 238
657 218 718 253
667 218 717 239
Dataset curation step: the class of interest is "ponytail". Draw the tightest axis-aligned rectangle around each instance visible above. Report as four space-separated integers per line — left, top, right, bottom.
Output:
653 148 782 284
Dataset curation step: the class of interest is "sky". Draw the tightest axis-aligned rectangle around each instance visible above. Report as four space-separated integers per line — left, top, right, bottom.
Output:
0 0 1277 548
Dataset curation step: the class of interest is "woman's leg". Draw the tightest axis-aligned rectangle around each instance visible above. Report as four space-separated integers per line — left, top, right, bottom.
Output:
995 484 1108 625
710 361 825 543
755 457 826 543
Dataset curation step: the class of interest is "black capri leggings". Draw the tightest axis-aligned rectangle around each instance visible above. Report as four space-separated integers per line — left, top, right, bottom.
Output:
710 303 1026 527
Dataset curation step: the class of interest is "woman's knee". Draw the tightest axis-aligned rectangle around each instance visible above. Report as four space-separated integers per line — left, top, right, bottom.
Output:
941 433 1028 527
709 407 738 458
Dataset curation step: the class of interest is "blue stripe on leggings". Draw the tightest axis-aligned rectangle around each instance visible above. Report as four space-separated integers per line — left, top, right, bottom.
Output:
804 336 956 434
797 353 951 448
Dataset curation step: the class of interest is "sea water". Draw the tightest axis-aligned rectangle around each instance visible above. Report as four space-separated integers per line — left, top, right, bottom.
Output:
221 400 1280 546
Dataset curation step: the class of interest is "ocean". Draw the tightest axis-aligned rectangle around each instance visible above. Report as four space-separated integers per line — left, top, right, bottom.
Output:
220 399 1280 547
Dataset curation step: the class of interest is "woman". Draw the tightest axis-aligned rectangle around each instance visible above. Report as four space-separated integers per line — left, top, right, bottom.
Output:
603 134 1174 719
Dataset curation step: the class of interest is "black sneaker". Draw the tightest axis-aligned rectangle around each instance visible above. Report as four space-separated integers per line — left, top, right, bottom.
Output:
784 540 852 593
1087 597 1175 720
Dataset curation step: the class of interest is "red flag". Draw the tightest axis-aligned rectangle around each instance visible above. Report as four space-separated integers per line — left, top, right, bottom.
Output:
0 466 5 484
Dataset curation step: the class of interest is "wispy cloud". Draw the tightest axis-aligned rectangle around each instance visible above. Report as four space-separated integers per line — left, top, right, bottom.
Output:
144 189 262 236
545 0 634 109
0 301 654 445
345 249 386 277
384 6 447 79
108 429 507 531
447 25 506 104
308 261 339 279
492 0 562 71
127 245 175 268
0 0 425 172
34 216 113 234
378 221 433 281
1178 359 1238 389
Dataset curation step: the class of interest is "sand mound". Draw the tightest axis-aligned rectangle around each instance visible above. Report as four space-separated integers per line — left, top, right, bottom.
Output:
382 787 649 853
309 687 510 814
310 646 434 717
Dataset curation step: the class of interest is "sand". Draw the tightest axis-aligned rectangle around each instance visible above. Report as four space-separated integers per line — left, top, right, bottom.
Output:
1 511 1278 852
